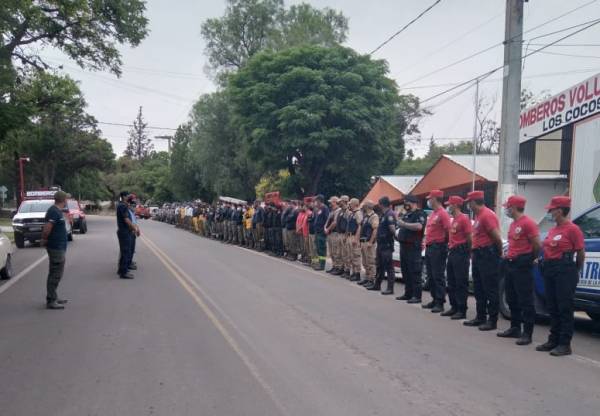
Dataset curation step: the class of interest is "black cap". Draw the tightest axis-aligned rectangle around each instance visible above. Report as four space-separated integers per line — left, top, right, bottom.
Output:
315 194 325 202
119 191 129 198
404 195 418 203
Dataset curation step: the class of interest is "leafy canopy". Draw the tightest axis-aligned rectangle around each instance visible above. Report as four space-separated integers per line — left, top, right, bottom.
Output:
229 45 403 196
0 0 149 75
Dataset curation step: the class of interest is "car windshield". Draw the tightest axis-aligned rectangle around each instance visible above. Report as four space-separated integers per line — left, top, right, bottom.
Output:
68 200 79 210
573 205 600 239
18 200 53 213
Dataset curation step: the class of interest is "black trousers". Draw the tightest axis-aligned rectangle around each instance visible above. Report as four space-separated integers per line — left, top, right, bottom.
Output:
400 243 422 299
541 259 579 346
46 249 66 303
505 254 535 333
117 230 132 276
472 245 501 321
447 245 470 313
426 243 448 305
375 245 395 290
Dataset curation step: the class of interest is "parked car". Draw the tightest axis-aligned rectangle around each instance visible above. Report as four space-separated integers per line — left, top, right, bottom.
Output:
12 193 73 248
0 229 13 280
499 203 600 322
66 198 87 233
135 205 151 219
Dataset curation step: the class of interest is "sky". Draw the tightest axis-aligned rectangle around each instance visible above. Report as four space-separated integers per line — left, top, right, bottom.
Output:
43 0 600 157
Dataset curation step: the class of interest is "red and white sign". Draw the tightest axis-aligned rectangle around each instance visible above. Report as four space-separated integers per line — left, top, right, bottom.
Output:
519 73 600 142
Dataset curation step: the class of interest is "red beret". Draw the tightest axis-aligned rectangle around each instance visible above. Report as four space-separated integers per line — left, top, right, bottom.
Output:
503 195 526 209
545 196 571 210
444 195 465 206
465 191 484 202
426 189 443 199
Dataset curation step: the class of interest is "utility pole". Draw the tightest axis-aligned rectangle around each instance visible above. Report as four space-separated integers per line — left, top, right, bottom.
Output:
17 156 30 206
497 0 525 234
472 79 480 193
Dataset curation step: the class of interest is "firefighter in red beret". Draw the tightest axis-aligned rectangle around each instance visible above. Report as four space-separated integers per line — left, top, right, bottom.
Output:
463 190 503 331
536 196 585 357
498 196 540 346
422 190 451 313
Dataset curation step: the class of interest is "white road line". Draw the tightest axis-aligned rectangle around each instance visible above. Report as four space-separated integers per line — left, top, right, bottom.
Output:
0 254 48 295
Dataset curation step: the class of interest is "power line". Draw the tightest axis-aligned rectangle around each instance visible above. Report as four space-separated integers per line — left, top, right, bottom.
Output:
537 50 600 59
527 42 600 47
393 9 505 76
369 0 443 55
402 67 600 90
98 121 178 131
420 18 600 106
399 2 600 88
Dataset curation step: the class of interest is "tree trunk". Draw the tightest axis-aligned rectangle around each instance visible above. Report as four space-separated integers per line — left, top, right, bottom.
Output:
307 162 325 196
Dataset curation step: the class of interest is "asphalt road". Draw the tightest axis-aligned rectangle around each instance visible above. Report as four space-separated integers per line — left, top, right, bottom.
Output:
1 216 599 416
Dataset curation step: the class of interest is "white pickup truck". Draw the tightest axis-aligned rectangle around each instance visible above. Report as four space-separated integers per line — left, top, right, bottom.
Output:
0 229 13 279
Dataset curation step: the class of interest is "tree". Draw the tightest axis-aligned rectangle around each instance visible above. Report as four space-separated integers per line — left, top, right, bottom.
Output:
200 0 348 80
187 91 261 200
395 139 473 175
229 45 411 197
1 72 114 191
0 0 148 75
125 106 153 160
168 123 208 201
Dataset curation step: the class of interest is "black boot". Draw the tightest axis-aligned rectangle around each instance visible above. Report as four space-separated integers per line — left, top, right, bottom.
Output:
431 304 444 313
516 324 534 346
396 294 411 301
366 283 381 291
421 301 435 309
407 297 422 304
497 326 521 338
478 320 497 331
536 341 558 352
463 316 486 327
349 273 361 282
441 308 457 317
451 311 466 320
550 344 572 356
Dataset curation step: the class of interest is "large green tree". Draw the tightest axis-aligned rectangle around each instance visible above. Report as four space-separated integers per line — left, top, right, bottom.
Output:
0 0 148 75
229 45 420 197
0 72 114 196
201 0 348 80
187 91 260 201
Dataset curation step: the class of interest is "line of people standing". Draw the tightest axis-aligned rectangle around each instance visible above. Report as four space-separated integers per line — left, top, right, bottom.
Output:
160 190 585 357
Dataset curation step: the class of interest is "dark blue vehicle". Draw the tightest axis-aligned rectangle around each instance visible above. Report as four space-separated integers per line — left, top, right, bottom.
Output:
499 203 600 322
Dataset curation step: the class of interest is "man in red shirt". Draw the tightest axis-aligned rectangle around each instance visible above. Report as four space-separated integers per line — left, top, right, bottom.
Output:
443 195 472 320
537 196 585 356
464 191 503 331
423 190 451 313
498 196 540 346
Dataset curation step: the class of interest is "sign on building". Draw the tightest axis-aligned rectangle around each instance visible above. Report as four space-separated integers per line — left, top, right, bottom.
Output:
520 73 600 142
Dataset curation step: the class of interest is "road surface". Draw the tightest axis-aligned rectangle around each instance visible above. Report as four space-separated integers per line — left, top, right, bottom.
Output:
1 216 599 416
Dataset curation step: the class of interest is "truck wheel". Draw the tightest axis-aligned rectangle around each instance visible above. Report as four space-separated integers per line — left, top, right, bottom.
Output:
0 254 13 280
587 312 600 322
499 276 511 320
15 233 25 249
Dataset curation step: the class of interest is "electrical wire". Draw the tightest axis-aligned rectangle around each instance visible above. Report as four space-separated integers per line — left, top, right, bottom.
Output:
369 0 443 55
399 1 600 88
98 121 177 131
420 18 600 106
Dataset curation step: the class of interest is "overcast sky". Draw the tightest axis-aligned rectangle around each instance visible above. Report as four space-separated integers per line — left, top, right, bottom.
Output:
44 0 600 157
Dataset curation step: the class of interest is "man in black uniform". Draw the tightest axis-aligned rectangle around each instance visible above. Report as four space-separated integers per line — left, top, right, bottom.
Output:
264 204 273 252
395 195 426 303
273 204 284 256
367 196 396 295
116 191 136 279
286 201 299 261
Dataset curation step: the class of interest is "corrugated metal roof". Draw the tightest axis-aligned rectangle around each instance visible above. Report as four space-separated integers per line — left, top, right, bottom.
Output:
379 175 423 193
444 154 499 181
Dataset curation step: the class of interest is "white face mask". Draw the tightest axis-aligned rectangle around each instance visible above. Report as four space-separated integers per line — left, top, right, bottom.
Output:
446 207 453 215
504 208 512 218
426 200 433 209
544 212 554 222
